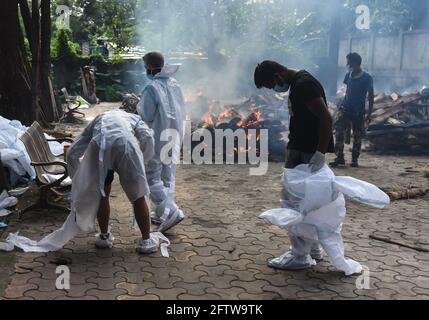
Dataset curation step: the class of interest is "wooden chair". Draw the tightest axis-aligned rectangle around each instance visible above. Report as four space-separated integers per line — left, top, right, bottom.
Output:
19 129 70 217
29 122 73 164
60 88 85 123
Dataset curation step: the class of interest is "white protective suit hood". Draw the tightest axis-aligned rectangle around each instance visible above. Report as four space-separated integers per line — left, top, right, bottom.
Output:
260 165 390 276
155 64 180 79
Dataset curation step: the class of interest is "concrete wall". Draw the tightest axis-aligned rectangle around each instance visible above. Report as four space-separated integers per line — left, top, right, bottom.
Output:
338 29 429 91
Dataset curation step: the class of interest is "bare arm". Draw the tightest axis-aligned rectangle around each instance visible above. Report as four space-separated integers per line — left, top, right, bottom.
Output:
306 97 333 154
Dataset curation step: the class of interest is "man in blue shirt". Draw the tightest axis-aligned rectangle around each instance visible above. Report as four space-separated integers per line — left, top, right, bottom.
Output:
330 53 374 168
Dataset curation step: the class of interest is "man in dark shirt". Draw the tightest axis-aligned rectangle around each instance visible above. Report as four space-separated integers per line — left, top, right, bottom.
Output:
254 61 334 171
254 61 334 271
330 52 374 168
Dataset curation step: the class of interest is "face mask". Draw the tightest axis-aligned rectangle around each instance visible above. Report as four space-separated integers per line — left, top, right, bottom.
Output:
273 84 290 93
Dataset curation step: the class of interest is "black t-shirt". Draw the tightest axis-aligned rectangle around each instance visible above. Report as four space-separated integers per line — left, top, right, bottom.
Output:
288 70 334 154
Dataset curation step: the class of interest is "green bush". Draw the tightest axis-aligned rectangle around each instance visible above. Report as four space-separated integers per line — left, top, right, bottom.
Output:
104 84 124 102
51 29 80 63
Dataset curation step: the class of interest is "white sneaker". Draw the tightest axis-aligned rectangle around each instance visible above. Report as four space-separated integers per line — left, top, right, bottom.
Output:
268 251 316 270
157 209 185 233
136 234 159 254
95 232 114 249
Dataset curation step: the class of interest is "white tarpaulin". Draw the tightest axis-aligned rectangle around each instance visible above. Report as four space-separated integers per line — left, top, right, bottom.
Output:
260 165 390 276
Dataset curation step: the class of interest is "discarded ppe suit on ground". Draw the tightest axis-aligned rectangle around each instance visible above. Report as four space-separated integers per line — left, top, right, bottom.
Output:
260 165 390 276
137 64 186 228
6 110 170 254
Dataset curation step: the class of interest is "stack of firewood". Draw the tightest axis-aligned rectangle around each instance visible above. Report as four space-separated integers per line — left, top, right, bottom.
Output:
366 90 429 153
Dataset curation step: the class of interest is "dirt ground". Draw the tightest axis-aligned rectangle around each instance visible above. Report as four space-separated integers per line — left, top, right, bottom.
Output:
1 103 428 300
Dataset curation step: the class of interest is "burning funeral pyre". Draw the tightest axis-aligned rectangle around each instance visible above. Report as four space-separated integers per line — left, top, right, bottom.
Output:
185 90 289 162
366 87 429 154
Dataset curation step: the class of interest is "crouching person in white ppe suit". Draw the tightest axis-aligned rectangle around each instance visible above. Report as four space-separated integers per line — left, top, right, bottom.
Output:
6 110 168 254
67 110 162 254
137 52 186 233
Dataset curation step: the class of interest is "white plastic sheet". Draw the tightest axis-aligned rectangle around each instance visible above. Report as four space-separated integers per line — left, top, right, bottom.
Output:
7 213 80 253
0 115 66 183
0 190 17 216
260 165 390 276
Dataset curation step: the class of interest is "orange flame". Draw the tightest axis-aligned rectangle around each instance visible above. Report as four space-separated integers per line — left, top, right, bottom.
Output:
201 104 214 126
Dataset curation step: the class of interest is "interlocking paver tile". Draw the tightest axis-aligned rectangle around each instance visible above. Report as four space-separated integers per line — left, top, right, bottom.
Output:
146 287 187 300
87 276 127 291
116 281 156 296
85 288 128 300
66 282 98 298
2 147 429 301
24 289 67 300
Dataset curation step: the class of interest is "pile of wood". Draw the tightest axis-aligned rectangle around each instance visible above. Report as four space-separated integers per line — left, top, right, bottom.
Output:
367 90 429 153
192 93 289 162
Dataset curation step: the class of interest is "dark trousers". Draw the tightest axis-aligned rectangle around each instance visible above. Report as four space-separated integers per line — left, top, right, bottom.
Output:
334 110 365 161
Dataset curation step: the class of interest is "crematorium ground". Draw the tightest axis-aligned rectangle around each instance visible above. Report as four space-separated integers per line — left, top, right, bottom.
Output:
1 103 428 300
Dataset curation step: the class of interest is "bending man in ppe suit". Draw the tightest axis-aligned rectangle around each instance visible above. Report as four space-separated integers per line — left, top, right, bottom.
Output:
137 52 186 233
7 110 165 254
254 61 335 270
68 110 163 253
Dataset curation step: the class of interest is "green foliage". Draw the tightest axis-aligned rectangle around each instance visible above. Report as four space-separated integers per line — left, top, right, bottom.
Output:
104 84 125 102
51 29 80 62
53 0 138 51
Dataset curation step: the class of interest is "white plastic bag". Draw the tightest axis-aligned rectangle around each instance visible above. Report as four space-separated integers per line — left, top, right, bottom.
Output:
0 190 18 210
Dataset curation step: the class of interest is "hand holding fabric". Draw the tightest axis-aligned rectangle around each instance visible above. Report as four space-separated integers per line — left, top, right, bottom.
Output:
309 151 326 173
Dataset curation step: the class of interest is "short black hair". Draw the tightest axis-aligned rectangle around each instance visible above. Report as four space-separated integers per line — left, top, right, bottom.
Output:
254 61 287 88
143 52 165 69
346 52 362 66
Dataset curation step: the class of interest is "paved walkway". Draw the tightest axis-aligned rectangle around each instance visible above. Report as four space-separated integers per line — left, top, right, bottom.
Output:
1 105 428 300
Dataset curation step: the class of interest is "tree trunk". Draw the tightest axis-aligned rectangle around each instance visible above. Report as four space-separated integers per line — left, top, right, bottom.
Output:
0 0 33 125
31 0 41 122
40 0 56 122
18 0 33 54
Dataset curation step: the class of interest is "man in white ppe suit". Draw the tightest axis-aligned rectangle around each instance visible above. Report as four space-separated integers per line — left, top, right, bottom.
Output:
67 110 162 253
137 52 186 233
254 61 335 270
7 110 166 254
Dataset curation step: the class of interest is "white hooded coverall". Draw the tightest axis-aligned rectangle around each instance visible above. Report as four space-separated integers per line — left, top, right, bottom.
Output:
137 64 186 220
7 110 155 252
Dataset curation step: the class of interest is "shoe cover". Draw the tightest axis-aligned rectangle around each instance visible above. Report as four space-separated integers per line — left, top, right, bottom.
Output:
268 251 316 270
310 245 325 262
137 232 170 257
95 231 114 249
157 209 185 233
